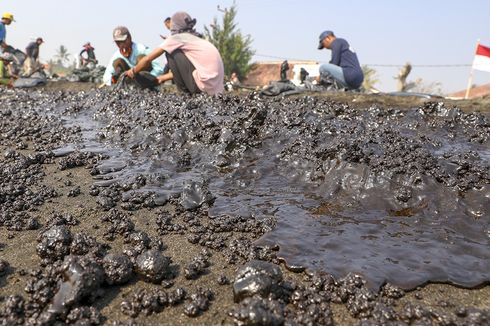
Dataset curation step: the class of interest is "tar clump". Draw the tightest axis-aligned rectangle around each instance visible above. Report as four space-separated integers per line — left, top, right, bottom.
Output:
102 253 134 285
135 249 171 284
233 260 283 302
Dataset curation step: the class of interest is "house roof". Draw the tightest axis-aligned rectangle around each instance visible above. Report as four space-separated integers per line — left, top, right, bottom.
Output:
448 83 490 99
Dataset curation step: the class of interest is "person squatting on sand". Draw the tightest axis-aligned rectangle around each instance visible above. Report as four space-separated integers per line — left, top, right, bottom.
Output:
79 42 98 67
126 11 224 95
103 26 164 86
316 30 364 90
0 52 17 87
24 37 44 76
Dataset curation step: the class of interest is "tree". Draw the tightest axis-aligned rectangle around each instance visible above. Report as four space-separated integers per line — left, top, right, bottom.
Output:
204 3 255 80
54 45 71 66
395 62 412 92
410 78 443 95
361 65 379 92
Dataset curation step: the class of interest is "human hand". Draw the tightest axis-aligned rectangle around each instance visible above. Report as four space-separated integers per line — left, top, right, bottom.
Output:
126 67 136 79
156 75 167 84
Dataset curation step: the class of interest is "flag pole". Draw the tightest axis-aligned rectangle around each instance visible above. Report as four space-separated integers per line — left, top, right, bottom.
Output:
465 40 480 99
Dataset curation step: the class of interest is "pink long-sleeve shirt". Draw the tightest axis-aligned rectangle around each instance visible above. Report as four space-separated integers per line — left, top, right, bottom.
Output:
160 33 224 95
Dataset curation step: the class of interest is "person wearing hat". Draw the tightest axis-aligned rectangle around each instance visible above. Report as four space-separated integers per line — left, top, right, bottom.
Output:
316 30 364 90
0 12 15 50
79 42 98 67
126 11 224 95
0 52 17 86
102 26 164 86
24 37 44 76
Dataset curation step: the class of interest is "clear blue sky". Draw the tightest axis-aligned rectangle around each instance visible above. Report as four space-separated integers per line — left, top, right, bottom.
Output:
3 0 490 93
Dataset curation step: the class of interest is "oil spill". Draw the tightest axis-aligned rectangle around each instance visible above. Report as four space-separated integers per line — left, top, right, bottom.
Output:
0 89 489 324
4 91 489 290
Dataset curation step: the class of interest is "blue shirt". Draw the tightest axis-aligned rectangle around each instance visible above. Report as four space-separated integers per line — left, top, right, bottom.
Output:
103 42 164 86
329 38 364 89
0 22 6 44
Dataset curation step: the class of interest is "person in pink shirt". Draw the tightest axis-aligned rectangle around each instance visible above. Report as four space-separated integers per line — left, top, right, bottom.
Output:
127 11 224 95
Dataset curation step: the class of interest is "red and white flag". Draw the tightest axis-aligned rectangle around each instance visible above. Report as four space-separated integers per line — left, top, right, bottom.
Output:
472 43 490 72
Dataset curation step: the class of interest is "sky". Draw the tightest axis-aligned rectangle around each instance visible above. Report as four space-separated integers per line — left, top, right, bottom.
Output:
2 0 490 93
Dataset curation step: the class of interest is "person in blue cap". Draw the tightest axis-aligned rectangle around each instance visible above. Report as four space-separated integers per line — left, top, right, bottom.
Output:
317 30 364 90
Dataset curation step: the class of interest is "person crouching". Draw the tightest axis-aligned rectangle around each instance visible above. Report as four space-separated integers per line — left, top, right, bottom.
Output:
126 12 224 95
102 26 164 87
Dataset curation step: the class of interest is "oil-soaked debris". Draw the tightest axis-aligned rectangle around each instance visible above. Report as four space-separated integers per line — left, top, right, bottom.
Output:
233 260 283 303
102 253 134 285
47 255 105 317
58 151 100 171
36 225 72 263
184 252 211 280
70 232 104 256
135 249 171 284
120 288 187 318
65 306 103 325
229 296 285 326
183 288 215 317
0 295 27 325
100 209 135 240
226 240 278 265
124 230 151 253
381 283 405 299
67 186 81 197
0 211 40 231
46 212 80 227
156 211 186 235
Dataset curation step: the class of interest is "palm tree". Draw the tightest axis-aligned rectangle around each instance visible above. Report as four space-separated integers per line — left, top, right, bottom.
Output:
54 45 71 66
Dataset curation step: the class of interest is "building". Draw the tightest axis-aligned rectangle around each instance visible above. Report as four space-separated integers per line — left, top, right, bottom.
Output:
447 83 490 99
244 60 320 87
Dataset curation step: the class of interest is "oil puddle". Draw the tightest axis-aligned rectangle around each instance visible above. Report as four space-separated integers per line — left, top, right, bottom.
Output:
48 91 490 290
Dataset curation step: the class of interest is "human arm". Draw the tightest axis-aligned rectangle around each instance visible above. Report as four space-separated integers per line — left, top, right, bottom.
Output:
126 47 165 78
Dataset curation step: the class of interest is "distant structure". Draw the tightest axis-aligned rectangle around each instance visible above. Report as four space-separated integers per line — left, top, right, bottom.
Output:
244 60 319 87
280 60 289 81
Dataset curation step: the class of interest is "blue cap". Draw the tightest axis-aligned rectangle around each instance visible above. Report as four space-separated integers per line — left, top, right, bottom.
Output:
318 30 333 49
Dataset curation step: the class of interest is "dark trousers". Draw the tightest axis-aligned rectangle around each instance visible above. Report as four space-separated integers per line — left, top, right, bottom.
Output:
112 56 156 88
166 49 201 95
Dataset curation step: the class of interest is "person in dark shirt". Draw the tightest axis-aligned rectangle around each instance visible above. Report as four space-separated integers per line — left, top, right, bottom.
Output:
79 42 98 67
317 30 364 90
24 37 43 76
25 37 43 60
